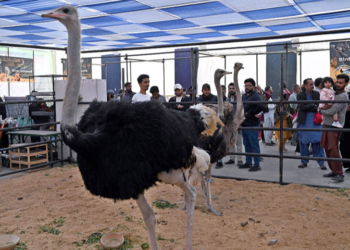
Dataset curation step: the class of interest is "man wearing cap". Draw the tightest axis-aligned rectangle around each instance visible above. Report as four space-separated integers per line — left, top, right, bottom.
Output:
167 83 191 111
107 90 115 102
197 83 218 103
150 86 167 103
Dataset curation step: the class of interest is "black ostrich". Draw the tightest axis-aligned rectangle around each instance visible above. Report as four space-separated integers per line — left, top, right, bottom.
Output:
41 6 229 250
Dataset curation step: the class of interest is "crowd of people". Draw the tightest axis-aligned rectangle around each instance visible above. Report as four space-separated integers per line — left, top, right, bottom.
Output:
106 73 350 183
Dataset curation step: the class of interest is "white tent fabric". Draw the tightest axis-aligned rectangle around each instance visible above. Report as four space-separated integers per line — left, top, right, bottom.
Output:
0 0 349 51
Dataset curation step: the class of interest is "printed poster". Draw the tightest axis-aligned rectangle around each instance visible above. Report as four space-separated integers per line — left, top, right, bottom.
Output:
0 56 33 82
62 58 92 79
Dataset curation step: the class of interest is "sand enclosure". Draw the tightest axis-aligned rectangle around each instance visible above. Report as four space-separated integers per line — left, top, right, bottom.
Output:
1 165 350 249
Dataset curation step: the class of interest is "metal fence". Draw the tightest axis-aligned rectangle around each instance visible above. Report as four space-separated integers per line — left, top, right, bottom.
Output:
0 42 349 189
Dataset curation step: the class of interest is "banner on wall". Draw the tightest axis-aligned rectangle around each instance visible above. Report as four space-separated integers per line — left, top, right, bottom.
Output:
62 58 92 79
0 56 33 82
330 41 350 79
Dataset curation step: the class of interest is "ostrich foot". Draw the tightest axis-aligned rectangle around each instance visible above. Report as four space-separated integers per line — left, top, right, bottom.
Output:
207 205 223 216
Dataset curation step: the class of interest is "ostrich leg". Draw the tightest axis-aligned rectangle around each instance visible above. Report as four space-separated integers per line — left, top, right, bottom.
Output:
136 194 158 250
204 165 222 216
158 169 197 250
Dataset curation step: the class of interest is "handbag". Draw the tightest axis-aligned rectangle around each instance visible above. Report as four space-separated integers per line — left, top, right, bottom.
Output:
314 112 323 125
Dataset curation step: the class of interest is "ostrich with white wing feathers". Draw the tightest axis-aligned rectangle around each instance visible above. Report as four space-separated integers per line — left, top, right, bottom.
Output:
41 5 240 250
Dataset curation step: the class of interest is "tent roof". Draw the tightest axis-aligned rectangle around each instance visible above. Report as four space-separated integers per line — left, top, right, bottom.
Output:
0 0 349 52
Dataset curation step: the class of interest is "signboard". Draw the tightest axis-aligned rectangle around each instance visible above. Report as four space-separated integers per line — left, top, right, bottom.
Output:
330 41 350 79
62 58 92 79
0 56 33 82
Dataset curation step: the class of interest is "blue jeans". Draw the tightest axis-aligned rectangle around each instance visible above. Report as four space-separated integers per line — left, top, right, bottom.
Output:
242 125 260 167
300 142 325 165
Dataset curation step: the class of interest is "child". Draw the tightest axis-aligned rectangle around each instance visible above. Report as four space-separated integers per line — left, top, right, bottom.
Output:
319 77 343 128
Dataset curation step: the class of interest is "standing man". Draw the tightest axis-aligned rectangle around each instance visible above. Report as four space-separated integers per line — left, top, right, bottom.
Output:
197 84 218 103
263 85 275 146
167 83 191 111
288 84 301 110
188 86 193 100
107 90 115 101
120 82 135 102
340 90 350 173
314 77 323 92
319 74 349 182
150 86 167 103
132 74 150 103
225 83 243 166
297 78 326 169
239 78 265 171
289 84 301 147
221 85 227 101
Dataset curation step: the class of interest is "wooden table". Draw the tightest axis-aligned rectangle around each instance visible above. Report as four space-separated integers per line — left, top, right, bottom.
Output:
7 130 62 165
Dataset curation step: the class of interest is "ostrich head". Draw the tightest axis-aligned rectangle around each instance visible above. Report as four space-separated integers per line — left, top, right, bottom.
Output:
233 62 244 73
214 69 231 121
42 5 79 28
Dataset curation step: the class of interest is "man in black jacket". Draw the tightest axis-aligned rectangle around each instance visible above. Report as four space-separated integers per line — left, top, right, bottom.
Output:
296 78 325 169
167 83 191 112
239 78 265 171
197 83 218 103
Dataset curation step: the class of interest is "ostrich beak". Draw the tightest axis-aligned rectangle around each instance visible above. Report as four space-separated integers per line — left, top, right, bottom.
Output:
223 71 232 75
42 12 66 19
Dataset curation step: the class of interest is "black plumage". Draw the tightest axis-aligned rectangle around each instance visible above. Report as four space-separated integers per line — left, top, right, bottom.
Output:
61 101 203 200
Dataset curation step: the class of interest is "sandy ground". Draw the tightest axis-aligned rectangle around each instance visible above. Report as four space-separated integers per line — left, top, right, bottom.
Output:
1 165 350 250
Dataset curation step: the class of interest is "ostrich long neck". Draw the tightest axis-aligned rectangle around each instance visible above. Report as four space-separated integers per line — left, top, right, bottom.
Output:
214 77 224 119
233 69 243 119
61 22 81 126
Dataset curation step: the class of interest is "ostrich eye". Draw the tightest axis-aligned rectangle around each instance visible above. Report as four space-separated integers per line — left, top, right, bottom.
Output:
63 8 69 13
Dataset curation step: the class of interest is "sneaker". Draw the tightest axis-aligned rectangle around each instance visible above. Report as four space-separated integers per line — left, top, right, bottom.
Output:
237 160 243 166
265 142 274 146
215 161 223 169
319 165 327 170
332 175 344 182
224 159 235 164
204 177 214 183
249 166 261 172
323 172 336 177
294 151 300 155
298 163 307 168
271 141 276 145
239 163 252 169
332 121 343 128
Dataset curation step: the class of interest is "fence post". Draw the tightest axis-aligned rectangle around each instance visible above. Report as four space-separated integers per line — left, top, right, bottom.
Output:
190 48 196 104
279 50 284 184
